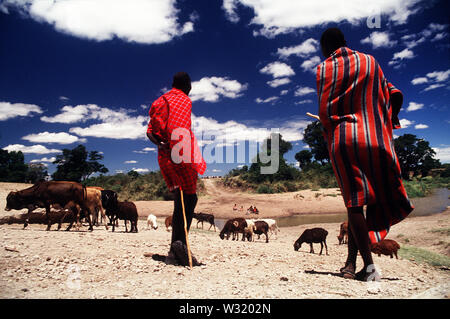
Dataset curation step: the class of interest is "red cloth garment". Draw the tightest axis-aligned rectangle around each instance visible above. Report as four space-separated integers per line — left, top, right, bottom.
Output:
316 47 414 243
147 88 206 194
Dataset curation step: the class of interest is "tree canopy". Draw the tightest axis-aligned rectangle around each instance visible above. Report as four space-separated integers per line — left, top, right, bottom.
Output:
52 145 108 182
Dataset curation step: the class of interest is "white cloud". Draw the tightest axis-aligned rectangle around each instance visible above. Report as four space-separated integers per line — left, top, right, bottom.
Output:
277 38 319 58
399 119 414 128
30 156 56 163
124 160 138 164
411 77 428 85
190 76 248 102
222 0 240 23
22 131 87 144
388 48 415 68
1 0 195 44
423 83 446 91
192 113 309 144
255 96 279 104
280 90 289 95
2 144 61 154
433 146 450 163
132 168 150 173
414 124 428 129
59 96 69 101
361 31 397 48
406 102 424 112
223 0 424 37
294 86 315 97
300 55 321 74
295 99 313 105
259 62 295 78
426 69 450 82
267 77 291 88
0 101 43 121
133 147 156 154
41 104 148 140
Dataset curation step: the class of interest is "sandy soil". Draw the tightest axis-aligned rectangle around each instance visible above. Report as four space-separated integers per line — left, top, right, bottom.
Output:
0 182 449 299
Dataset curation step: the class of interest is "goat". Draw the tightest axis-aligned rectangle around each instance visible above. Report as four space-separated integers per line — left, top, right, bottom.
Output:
193 212 216 231
256 218 279 239
165 215 172 232
244 219 256 241
253 220 269 243
294 228 329 255
147 214 158 230
371 239 400 259
337 221 348 245
219 218 247 241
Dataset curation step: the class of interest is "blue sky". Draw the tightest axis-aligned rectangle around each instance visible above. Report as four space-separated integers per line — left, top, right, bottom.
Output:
1 0 449 177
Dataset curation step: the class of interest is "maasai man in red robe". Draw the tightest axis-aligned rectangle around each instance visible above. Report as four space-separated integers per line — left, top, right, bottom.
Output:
147 72 206 266
316 28 413 281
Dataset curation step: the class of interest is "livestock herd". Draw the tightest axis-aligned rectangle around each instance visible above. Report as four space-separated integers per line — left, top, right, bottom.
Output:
3 180 401 260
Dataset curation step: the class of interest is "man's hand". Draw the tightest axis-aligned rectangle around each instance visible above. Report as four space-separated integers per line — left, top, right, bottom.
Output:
147 132 169 150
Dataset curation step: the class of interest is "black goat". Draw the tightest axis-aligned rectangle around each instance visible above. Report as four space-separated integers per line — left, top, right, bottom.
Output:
294 228 329 255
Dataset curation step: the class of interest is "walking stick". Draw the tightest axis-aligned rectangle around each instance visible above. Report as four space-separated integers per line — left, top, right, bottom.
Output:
306 112 320 121
179 186 193 269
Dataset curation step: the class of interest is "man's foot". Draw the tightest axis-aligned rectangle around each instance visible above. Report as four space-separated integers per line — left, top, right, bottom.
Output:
340 261 356 279
170 240 203 267
355 265 380 282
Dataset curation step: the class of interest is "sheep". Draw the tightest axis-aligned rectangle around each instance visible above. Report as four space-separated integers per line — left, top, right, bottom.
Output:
219 218 247 241
294 228 329 255
337 221 348 244
165 215 172 232
147 214 158 230
371 239 400 259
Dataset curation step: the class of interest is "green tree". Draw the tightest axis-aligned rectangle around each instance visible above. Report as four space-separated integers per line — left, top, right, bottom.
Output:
0 150 28 182
303 121 329 164
394 134 440 179
52 145 108 182
295 149 313 169
26 163 48 183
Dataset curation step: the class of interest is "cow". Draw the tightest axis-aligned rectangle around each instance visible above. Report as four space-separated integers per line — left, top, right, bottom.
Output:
85 187 108 229
110 201 138 233
5 181 93 231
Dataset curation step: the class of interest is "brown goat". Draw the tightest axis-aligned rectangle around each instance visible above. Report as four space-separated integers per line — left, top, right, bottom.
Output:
371 239 400 259
337 221 348 245
165 215 173 232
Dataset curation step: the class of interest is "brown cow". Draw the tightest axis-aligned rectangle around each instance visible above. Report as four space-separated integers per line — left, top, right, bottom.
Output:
85 187 108 229
5 181 93 231
337 221 348 245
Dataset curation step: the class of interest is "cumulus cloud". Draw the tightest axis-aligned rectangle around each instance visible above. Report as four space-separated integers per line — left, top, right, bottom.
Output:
1 0 195 44
267 78 291 88
222 0 240 23
401 22 448 48
0 101 43 121
259 62 295 78
388 48 415 68
414 124 428 129
41 104 148 140
222 0 424 37
22 131 87 144
300 56 321 74
406 102 424 112
255 96 279 104
294 86 315 97
2 144 61 154
433 146 450 163
399 118 414 128
360 31 397 48
277 38 319 58
410 69 450 92
190 76 248 102
30 156 56 163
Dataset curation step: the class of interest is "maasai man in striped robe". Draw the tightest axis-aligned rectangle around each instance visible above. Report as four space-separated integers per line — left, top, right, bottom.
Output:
147 72 206 266
316 28 413 281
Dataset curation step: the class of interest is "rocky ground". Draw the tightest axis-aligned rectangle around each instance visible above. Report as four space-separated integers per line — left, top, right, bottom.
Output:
1 182 449 299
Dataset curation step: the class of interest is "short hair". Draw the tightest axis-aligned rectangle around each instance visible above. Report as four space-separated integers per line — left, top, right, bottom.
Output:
172 72 191 94
320 28 346 56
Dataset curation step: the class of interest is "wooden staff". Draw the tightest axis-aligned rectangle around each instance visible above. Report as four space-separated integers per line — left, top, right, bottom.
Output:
306 112 320 121
179 186 193 269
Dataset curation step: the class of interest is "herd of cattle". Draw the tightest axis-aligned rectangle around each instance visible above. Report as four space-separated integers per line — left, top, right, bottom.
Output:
3 180 401 259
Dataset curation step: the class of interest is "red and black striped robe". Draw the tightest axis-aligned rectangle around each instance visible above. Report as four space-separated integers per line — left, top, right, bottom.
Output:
316 47 414 243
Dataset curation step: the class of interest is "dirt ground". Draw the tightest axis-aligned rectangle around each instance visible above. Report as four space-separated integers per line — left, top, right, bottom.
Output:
0 181 449 299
